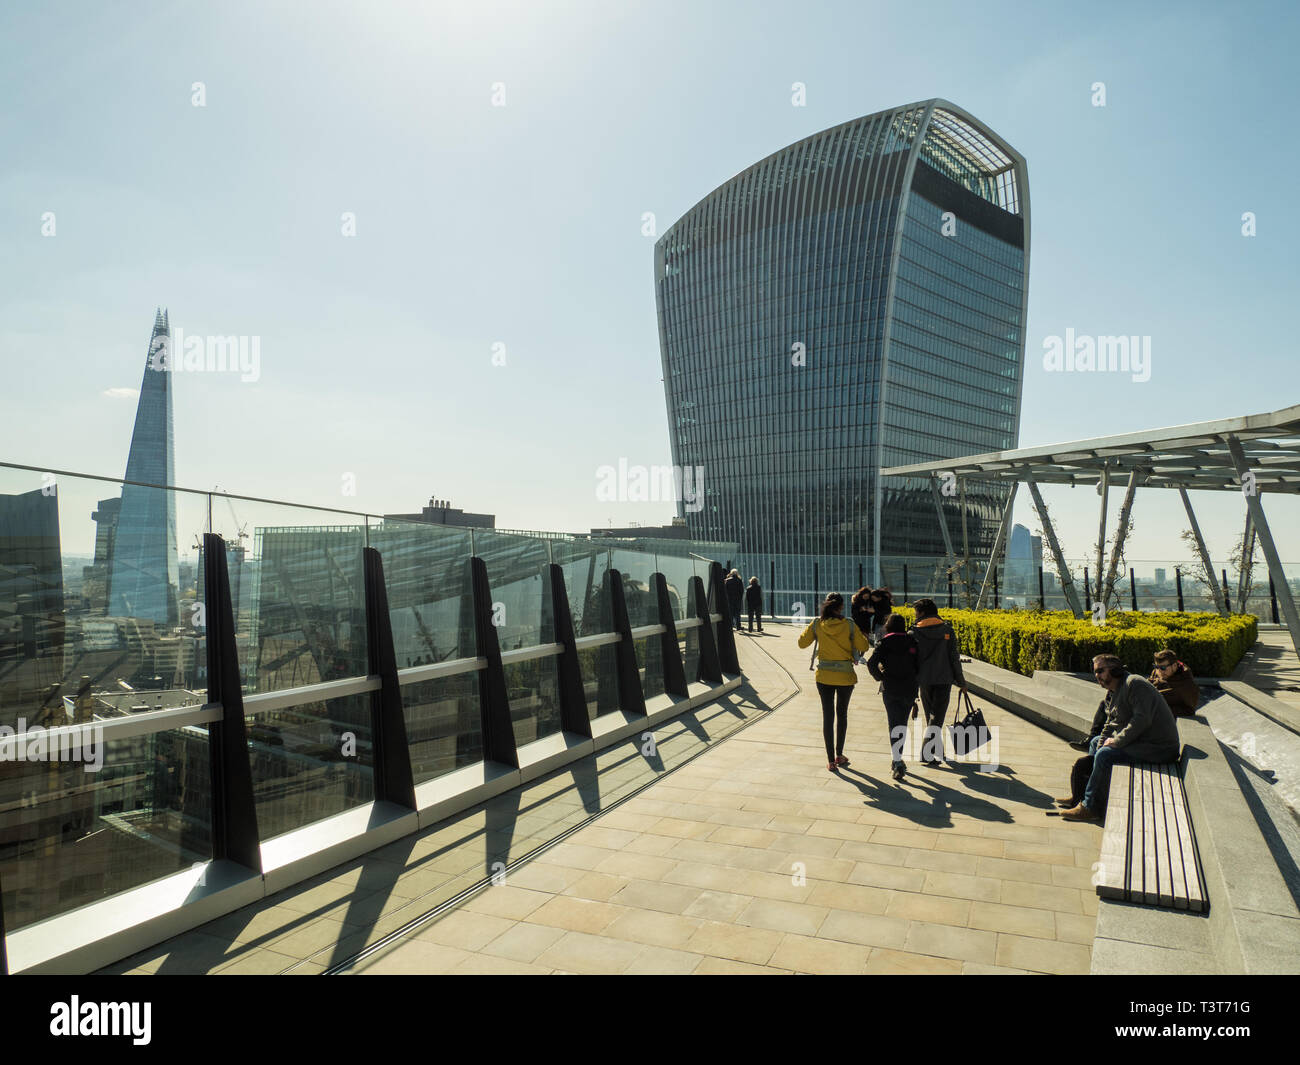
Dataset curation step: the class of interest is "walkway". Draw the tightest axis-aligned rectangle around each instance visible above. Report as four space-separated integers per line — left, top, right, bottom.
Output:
341 625 1101 974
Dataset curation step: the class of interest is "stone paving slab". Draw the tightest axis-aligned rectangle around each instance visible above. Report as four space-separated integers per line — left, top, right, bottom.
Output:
352 623 1103 974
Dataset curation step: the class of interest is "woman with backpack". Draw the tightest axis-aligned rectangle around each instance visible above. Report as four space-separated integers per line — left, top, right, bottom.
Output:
798 592 871 772
866 612 919 780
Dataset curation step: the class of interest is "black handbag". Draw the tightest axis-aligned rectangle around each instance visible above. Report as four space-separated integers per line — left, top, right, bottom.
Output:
950 690 991 755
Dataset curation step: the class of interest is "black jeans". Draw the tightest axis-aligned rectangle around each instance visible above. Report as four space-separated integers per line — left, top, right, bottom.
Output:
882 691 914 763
816 682 852 761
730 604 742 630
747 608 762 631
919 684 952 760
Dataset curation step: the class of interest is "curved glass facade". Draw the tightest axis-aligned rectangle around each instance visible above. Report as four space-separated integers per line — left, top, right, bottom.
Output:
655 100 1029 608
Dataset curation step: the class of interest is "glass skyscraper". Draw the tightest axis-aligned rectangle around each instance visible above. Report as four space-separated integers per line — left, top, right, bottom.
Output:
655 100 1029 606
108 309 180 625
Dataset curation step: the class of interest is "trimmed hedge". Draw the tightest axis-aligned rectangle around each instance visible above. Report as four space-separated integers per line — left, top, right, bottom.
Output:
885 606 1257 678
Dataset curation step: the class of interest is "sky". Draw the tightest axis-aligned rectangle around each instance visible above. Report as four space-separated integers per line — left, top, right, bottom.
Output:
1 0 1296 566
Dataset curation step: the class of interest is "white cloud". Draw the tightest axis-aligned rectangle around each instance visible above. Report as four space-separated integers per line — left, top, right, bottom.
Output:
104 387 138 399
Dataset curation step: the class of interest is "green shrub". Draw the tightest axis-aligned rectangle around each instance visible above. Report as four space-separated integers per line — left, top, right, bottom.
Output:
882 606 1256 678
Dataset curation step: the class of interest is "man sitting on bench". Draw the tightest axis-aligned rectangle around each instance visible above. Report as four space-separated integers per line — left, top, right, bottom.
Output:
1061 654 1181 822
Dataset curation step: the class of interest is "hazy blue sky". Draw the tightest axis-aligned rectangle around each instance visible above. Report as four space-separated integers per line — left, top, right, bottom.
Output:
2 0 1296 565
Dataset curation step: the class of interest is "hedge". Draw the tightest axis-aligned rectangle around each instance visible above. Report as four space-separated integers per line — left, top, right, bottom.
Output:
883 606 1257 678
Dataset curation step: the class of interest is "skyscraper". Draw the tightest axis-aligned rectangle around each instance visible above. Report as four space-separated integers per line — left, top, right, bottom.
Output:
655 100 1029 603
108 309 180 626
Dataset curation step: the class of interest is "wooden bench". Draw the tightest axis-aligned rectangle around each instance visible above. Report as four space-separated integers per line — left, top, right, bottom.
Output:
1096 759 1207 912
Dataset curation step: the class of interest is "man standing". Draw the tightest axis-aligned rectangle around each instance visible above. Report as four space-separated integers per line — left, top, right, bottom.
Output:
724 569 744 632
908 598 966 766
1061 654 1181 822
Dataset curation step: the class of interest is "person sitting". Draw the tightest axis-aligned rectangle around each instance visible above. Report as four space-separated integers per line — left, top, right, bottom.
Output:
1148 649 1200 716
1061 654 1181 822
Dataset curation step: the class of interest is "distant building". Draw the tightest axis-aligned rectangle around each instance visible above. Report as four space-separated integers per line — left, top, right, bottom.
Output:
589 518 690 540
1155 567 1167 586
386 496 495 529
81 496 121 612
0 487 66 726
108 309 180 626
1004 523 1042 597
657 100 1030 600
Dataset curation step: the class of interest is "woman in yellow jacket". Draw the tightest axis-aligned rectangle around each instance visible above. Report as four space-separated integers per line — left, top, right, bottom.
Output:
798 592 871 771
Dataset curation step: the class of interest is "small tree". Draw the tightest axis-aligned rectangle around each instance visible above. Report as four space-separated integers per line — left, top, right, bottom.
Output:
1228 525 1263 615
1179 529 1223 611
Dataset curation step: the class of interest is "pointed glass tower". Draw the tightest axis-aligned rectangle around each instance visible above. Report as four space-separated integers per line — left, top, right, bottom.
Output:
108 309 180 625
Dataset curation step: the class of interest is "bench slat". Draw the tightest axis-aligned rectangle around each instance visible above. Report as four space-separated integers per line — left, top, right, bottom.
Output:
1097 764 1130 899
1153 766 1176 908
1171 772 1206 914
1142 767 1160 904
1160 765 1189 909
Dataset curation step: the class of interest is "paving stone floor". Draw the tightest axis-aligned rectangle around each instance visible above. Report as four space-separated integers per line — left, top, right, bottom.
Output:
347 624 1103 975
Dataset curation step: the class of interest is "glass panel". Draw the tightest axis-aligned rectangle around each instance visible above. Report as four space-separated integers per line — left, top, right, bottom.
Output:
402 671 482 784
609 549 656 627
0 726 211 931
473 529 551 650
249 692 373 839
212 497 368 696
504 653 562 744
371 520 474 668
634 636 665 700
0 467 210 723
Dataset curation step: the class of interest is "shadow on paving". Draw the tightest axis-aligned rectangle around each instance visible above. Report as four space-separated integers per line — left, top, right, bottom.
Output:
835 766 1016 828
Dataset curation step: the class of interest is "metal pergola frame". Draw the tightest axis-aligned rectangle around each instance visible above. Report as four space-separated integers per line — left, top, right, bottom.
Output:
881 404 1300 655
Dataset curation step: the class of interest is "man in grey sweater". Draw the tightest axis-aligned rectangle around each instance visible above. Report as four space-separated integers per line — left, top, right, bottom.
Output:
1061 653 1181 822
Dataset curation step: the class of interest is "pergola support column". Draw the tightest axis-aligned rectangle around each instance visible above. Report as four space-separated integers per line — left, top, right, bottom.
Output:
959 478 972 607
1102 468 1144 610
976 482 1017 609
1178 487 1228 616
929 475 965 603
1226 437 1300 657
1024 474 1084 617
1094 466 1110 603
1236 510 1256 614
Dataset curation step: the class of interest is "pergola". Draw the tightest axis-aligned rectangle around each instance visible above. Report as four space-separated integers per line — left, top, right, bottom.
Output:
880 404 1300 656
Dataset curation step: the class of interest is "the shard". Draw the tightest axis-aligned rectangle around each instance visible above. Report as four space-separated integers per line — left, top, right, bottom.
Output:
107 309 180 625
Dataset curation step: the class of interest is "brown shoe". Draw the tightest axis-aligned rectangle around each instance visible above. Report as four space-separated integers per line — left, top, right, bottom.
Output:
1054 795 1077 807
1060 803 1096 822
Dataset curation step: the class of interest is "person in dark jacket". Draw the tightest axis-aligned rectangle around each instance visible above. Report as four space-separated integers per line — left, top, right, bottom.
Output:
867 613 919 780
1061 654 1181 821
868 587 894 643
851 587 874 635
745 577 764 632
907 598 966 766
851 587 873 660
724 569 744 632
1148 649 1200 716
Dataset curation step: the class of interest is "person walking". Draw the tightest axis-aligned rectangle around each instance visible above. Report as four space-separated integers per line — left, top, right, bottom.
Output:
866 612 919 780
798 592 870 772
745 576 764 632
868 587 894 643
907 598 966 766
724 568 744 632
851 587 874 661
